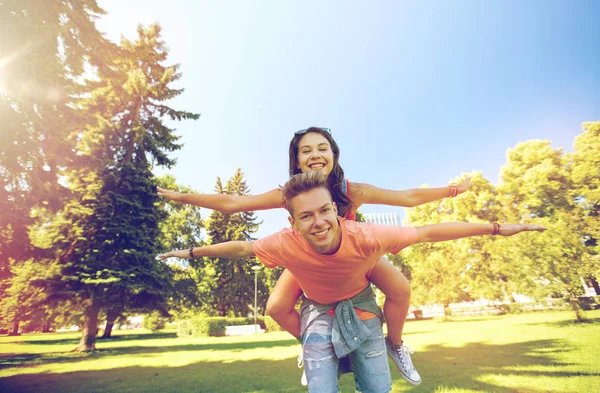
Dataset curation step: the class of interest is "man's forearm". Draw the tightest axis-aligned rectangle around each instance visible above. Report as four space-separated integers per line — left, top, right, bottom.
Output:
164 241 255 259
193 241 255 258
417 223 495 243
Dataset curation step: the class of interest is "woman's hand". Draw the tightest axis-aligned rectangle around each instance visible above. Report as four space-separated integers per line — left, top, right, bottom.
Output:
156 250 187 260
498 224 546 236
157 186 181 202
456 177 472 195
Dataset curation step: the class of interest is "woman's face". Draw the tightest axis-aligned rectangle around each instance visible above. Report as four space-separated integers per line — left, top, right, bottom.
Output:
296 132 335 178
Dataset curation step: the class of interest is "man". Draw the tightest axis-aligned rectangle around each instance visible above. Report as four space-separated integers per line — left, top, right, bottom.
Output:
159 171 544 393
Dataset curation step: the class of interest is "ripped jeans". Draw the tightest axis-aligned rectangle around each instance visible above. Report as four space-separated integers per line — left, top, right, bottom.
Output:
302 313 392 393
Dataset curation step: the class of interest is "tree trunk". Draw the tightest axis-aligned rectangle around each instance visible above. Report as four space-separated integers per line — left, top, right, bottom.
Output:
42 319 52 333
569 298 585 322
442 303 452 321
502 283 517 303
102 309 120 338
8 318 20 336
77 300 100 352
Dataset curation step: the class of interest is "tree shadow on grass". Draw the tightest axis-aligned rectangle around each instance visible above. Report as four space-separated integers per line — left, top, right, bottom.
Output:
522 317 600 328
0 357 321 393
0 338 298 370
2 339 598 393
432 316 505 323
3 332 179 346
400 339 599 393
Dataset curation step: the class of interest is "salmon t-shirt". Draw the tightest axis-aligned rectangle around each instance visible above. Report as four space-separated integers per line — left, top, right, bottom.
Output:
252 218 419 306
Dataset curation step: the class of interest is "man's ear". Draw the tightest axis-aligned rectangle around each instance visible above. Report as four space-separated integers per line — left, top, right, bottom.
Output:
288 215 297 231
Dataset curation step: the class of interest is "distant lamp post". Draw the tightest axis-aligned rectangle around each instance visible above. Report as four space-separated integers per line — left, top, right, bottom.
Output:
251 265 262 333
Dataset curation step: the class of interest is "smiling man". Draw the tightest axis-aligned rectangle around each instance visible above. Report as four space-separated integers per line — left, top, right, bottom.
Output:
158 171 545 393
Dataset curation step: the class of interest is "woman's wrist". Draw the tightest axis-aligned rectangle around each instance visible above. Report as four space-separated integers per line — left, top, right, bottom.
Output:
447 184 458 198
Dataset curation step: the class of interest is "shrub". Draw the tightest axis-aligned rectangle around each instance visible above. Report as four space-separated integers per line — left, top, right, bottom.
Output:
143 311 167 332
177 316 266 337
264 316 283 332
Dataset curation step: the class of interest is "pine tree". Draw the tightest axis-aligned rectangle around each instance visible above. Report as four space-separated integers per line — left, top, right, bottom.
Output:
38 24 199 350
200 169 267 317
153 174 204 324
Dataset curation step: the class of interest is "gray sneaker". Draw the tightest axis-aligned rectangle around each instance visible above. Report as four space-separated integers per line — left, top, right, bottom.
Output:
385 337 421 385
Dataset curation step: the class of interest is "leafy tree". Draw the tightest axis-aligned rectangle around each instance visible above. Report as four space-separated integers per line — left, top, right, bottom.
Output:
569 121 600 294
516 211 595 321
0 0 112 335
498 138 594 320
498 140 572 219
403 177 474 315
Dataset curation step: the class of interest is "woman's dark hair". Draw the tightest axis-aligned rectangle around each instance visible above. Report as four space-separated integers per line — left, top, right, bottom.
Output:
288 127 355 218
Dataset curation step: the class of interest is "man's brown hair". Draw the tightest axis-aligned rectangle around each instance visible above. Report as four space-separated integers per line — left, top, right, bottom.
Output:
282 171 332 215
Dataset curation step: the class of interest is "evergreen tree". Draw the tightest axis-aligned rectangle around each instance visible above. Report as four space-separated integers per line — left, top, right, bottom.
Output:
199 169 267 317
38 24 199 350
154 174 205 322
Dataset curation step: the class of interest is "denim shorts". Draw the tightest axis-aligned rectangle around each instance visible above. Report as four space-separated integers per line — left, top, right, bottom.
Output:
301 313 392 393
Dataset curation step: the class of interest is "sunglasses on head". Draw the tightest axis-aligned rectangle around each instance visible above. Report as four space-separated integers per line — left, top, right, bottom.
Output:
295 127 332 136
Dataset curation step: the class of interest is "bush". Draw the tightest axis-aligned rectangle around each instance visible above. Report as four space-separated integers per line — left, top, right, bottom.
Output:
498 303 522 314
264 316 283 332
177 318 193 336
177 316 266 337
143 311 167 332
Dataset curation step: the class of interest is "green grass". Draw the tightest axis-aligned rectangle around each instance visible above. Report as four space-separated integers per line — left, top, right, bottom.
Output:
1 310 599 393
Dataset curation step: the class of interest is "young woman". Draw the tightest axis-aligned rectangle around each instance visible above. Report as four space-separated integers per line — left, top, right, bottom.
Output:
158 127 471 386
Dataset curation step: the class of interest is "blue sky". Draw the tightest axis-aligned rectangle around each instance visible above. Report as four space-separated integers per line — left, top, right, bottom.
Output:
97 0 600 237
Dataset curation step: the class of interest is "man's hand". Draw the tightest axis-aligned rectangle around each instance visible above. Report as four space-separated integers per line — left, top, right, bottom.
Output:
456 177 472 195
498 224 546 236
157 186 181 202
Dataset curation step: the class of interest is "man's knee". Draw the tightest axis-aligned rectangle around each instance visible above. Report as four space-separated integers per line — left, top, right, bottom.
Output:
266 295 287 318
385 280 411 301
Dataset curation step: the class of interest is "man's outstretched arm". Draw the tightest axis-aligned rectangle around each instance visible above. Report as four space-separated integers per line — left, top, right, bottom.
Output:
415 223 545 243
157 241 256 260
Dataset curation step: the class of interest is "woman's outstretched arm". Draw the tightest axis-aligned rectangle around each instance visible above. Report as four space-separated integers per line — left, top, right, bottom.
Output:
350 177 471 208
157 187 284 214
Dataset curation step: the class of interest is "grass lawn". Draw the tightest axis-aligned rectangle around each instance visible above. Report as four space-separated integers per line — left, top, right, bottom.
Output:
1 310 599 393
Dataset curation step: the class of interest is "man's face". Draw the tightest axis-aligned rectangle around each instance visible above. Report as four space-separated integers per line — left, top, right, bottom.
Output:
288 187 341 255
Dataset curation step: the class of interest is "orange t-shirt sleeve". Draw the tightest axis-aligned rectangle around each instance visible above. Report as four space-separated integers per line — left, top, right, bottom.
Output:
252 233 285 268
373 225 419 254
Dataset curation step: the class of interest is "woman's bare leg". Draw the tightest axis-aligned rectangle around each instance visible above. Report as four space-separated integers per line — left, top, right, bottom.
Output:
370 255 421 385
265 269 303 341
369 255 411 344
